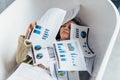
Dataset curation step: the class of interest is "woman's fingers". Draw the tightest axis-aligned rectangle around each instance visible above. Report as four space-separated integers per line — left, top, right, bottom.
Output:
25 20 39 39
37 64 50 71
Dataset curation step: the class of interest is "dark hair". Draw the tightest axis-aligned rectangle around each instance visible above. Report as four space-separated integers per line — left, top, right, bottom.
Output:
56 30 61 40
55 18 81 40
71 18 81 25
72 17 87 26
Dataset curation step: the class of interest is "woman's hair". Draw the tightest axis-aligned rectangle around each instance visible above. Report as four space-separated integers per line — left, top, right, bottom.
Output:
71 18 81 25
55 18 81 40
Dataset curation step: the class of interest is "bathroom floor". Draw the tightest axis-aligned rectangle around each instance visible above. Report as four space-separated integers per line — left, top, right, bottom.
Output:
0 0 14 13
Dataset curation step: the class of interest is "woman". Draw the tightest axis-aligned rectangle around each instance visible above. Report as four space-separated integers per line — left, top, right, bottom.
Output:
16 19 91 80
16 19 76 64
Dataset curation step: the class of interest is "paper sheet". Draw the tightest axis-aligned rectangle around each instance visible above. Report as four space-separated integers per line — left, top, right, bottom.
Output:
70 23 96 74
54 40 87 71
28 8 66 48
7 63 53 80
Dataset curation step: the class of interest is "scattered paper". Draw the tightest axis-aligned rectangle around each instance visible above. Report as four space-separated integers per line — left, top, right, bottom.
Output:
7 63 53 80
54 39 87 71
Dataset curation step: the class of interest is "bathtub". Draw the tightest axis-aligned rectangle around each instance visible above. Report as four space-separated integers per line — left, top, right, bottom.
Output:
0 0 119 80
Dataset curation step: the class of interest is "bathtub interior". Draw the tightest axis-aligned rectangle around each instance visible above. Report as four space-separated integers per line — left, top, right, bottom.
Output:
0 0 119 80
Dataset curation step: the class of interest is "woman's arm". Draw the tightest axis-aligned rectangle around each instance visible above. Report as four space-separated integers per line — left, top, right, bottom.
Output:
16 35 32 64
16 20 39 64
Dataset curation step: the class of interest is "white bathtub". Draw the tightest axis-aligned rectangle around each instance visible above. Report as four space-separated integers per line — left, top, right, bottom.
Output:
0 0 119 80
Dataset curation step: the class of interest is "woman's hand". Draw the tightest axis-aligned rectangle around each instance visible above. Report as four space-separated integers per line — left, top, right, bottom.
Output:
37 64 50 72
25 20 40 39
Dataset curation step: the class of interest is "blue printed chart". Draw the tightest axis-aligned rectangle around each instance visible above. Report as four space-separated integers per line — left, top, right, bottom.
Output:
54 39 87 71
28 8 66 48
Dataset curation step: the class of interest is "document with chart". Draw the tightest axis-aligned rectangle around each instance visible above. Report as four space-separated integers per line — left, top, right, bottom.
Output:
54 39 87 71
